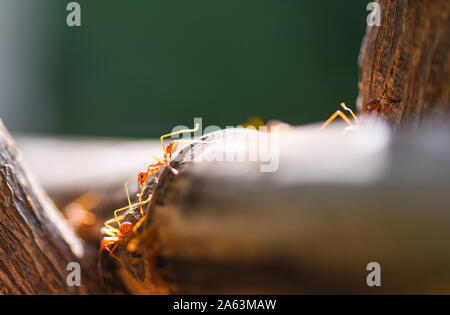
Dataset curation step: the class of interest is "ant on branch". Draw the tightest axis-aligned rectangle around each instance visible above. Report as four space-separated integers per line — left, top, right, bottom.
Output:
122 123 201 216
150 122 201 175
99 123 202 286
98 195 152 286
320 98 381 130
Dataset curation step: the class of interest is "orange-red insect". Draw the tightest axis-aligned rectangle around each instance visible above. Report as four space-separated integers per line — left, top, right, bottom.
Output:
365 97 381 113
320 102 360 130
151 123 201 175
99 123 202 285
121 124 200 219
98 220 132 286
123 165 158 218
98 195 152 286
320 98 381 130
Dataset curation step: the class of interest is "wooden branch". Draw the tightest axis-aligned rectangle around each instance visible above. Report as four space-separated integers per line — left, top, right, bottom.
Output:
358 0 450 129
0 121 104 294
109 124 450 294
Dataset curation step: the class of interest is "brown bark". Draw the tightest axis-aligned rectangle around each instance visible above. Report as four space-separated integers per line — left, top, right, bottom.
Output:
0 120 102 294
358 0 450 129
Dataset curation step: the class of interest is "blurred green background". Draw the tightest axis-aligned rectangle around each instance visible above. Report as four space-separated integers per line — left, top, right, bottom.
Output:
0 1 368 138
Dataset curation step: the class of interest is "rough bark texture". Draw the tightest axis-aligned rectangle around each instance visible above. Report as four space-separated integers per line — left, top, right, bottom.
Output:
358 0 450 129
0 120 102 294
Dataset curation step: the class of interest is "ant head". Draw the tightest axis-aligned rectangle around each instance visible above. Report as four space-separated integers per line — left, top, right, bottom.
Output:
166 141 179 155
137 172 148 186
366 97 381 113
119 221 133 235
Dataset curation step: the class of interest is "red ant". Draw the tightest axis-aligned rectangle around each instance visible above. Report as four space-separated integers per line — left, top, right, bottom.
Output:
365 97 381 113
98 195 152 286
123 165 158 219
320 98 380 130
99 123 202 285
150 123 201 175
122 123 201 216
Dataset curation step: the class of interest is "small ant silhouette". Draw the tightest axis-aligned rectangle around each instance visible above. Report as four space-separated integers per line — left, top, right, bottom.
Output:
365 97 381 113
320 98 381 130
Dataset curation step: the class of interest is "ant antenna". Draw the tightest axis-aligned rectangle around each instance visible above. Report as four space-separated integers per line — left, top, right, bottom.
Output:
160 123 200 154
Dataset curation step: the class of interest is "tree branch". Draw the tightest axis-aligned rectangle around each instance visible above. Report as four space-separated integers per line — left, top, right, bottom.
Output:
0 120 102 294
358 0 450 129
110 125 450 294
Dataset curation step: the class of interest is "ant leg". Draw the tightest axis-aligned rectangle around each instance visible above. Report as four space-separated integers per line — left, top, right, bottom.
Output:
127 194 154 250
132 201 151 233
114 206 130 227
106 244 125 268
126 193 152 221
320 110 354 131
164 164 179 175
160 123 200 154
109 242 119 255
102 224 119 236
137 191 152 226
152 154 179 175
98 240 116 287
340 103 360 124
137 182 147 216
133 195 152 233
113 196 151 226
124 175 138 212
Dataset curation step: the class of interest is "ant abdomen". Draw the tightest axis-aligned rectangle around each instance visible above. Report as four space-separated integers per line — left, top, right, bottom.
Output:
366 97 381 112
119 221 133 235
